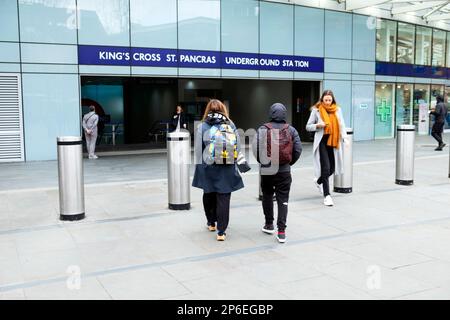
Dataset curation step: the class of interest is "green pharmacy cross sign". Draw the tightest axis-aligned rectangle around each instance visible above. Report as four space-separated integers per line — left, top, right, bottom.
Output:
376 99 392 122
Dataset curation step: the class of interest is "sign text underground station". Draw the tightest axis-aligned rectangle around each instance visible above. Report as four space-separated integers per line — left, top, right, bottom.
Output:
78 46 324 73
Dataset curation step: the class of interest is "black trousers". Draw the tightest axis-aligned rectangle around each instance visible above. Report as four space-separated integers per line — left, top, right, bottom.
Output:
431 122 445 145
202 192 231 234
261 172 292 232
317 134 335 196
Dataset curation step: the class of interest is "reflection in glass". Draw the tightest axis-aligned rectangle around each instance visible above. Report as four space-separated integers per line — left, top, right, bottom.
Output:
376 19 397 62
397 22 415 64
447 32 450 67
375 83 395 139
78 0 129 46
432 29 446 67
415 26 431 66
395 83 413 127
178 0 220 51
413 84 430 132
130 0 177 48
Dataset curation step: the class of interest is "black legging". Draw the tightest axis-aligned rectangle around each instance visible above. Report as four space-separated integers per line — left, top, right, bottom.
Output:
317 134 335 196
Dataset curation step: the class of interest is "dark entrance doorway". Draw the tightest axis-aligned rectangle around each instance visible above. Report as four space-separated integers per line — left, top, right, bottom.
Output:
292 81 321 142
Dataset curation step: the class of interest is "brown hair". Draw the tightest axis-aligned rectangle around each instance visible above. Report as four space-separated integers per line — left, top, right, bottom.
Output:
176 105 184 112
202 99 230 120
313 90 338 109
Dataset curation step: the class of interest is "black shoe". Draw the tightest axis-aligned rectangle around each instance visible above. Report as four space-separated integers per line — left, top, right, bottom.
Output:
262 224 275 234
440 143 446 148
435 146 443 151
277 231 286 243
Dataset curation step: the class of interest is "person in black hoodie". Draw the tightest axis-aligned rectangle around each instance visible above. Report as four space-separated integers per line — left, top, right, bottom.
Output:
192 99 244 241
430 95 448 151
253 103 302 243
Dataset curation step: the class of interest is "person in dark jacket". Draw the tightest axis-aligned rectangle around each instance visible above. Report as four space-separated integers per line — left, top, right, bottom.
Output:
169 105 187 132
430 95 448 151
253 103 302 243
192 99 244 241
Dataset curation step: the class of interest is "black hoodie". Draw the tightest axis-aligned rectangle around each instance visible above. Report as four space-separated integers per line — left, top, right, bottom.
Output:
254 103 302 173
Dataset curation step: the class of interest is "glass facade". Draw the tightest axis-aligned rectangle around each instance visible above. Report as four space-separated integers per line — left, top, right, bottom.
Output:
375 83 395 139
395 83 413 127
415 26 431 66
413 84 430 134
376 19 397 63
432 29 446 67
397 22 415 64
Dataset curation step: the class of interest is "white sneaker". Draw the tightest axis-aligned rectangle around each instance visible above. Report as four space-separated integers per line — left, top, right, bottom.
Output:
324 195 334 206
314 178 323 195
92 155 98 159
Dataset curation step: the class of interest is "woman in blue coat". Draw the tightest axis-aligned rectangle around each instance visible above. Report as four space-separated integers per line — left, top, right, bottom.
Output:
192 99 244 241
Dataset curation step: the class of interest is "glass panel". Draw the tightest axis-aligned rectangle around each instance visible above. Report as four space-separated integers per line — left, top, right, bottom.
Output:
397 22 415 64
432 29 446 67
260 1 293 55
130 0 177 48
178 0 220 51
0 0 19 41
376 19 397 63
78 0 130 46
324 11 352 59
222 0 259 53
413 84 430 134
295 6 324 57
430 84 445 131
395 83 413 127
447 32 450 67
415 26 431 66
446 87 450 130
19 0 77 44
375 83 395 138
23 74 80 161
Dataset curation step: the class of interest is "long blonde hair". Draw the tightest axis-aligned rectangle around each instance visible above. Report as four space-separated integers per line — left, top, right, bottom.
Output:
202 99 230 120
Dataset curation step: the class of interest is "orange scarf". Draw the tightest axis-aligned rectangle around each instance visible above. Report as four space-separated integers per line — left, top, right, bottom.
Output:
318 103 340 149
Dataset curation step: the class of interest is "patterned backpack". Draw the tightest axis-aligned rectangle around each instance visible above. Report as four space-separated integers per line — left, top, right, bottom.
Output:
207 123 238 164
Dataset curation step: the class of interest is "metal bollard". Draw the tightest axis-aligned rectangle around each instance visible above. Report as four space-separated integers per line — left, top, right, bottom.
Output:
167 131 190 210
448 138 450 178
395 125 416 185
57 136 85 221
334 128 353 193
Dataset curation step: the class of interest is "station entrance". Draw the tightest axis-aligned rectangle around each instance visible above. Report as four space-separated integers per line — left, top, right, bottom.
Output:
80 76 320 153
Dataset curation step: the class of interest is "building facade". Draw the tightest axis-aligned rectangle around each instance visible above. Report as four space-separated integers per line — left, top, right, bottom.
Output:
0 0 449 162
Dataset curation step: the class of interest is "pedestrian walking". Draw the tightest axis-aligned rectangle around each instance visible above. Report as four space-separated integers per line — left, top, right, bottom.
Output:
306 90 349 206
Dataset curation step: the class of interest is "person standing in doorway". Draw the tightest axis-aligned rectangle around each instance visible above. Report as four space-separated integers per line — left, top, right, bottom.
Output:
254 103 302 243
430 95 448 151
83 105 99 159
170 105 187 132
306 90 348 206
192 99 244 241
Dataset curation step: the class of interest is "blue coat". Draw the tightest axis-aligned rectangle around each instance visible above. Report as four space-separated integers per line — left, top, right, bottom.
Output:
192 113 244 194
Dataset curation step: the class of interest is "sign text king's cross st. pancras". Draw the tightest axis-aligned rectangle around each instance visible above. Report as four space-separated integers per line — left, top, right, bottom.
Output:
78 45 324 73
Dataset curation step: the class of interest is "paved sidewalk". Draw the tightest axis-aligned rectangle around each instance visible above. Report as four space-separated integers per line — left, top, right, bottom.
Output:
0 135 450 299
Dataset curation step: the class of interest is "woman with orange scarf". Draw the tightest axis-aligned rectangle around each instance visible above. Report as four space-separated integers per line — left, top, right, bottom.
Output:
306 90 348 206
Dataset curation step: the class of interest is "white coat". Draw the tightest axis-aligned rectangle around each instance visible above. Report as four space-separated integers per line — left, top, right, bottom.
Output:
306 106 348 180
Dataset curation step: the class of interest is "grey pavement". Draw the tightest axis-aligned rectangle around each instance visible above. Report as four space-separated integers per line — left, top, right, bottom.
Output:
0 134 450 299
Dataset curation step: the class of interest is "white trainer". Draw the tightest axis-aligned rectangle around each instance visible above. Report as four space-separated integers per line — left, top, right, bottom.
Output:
324 195 334 206
314 178 323 195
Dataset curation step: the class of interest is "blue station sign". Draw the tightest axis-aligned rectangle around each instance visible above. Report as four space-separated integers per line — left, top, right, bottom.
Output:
78 45 324 73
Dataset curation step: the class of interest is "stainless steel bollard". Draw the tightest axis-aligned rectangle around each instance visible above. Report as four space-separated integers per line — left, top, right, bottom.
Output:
334 128 353 193
258 166 262 201
167 131 190 210
57 136 85 221
395 125 416 185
